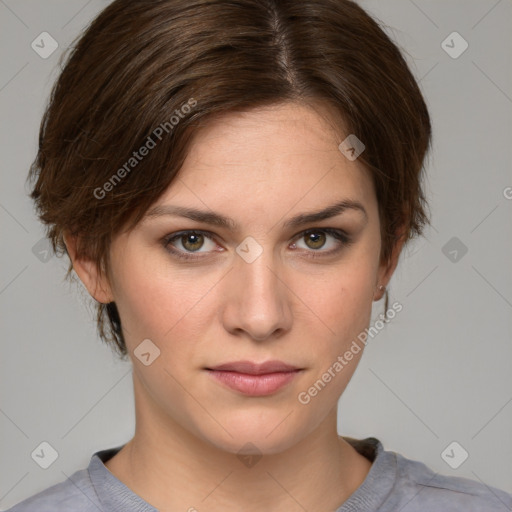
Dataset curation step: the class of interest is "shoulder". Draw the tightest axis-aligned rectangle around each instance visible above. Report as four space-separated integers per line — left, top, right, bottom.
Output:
389 450 512 511
4 468 102 512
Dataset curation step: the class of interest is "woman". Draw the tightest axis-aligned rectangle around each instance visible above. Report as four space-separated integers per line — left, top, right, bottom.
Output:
8 0 511 510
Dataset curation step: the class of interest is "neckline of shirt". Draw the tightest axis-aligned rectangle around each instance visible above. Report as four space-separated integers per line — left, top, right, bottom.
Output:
88 436 397 512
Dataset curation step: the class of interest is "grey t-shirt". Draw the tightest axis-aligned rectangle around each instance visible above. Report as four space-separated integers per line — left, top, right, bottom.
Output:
6 437 512 511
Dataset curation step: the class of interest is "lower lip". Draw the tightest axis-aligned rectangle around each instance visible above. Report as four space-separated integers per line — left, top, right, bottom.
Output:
206 370 301 396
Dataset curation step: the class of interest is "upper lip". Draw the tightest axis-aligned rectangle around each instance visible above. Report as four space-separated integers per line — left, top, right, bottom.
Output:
206 360 301 375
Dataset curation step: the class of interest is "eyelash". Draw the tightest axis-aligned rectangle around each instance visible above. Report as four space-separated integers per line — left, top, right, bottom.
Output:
162 228 353 261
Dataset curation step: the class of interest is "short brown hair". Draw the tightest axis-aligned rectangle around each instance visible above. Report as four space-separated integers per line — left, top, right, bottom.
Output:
28 0 431 359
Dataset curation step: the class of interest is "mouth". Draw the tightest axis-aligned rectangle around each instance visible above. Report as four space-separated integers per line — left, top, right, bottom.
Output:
204 360 303 396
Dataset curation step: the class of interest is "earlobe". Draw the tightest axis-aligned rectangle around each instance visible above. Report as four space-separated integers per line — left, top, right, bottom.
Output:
373 283 386 301
63 232 113 304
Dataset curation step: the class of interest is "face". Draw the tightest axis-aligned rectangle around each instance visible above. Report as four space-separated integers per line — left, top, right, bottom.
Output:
78 101 397 455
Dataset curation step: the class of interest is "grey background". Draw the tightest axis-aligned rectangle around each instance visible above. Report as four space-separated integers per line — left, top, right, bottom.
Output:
1 0 511 509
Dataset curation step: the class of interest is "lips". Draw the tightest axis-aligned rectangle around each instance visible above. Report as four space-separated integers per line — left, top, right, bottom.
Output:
206 360 300 375
205 360 303 396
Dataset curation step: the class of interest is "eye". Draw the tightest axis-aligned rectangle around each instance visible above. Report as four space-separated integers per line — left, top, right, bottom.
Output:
290 228 351 257
163 230 218 259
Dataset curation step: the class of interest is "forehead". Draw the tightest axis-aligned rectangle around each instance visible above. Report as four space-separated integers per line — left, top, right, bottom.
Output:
153 101 377 227
185 101 348 170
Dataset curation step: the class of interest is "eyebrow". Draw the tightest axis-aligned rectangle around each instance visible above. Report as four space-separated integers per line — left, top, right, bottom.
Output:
144 199 368 230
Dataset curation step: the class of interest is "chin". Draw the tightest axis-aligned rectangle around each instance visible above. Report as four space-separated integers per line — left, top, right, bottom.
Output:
193 412 309 457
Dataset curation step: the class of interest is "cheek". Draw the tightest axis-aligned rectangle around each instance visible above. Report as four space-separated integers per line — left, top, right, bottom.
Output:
293 274 375 407
107 245 175 345
110 248 221 353
292 246 379 386
295 257 377 344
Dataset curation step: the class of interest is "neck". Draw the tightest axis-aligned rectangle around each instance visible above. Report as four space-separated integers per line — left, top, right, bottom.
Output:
105 380 372 512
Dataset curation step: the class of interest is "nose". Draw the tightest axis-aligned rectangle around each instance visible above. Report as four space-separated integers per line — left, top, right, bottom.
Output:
221 247 293 342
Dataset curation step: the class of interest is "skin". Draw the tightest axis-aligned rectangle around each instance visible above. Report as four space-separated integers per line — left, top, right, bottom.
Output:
65 101 404 512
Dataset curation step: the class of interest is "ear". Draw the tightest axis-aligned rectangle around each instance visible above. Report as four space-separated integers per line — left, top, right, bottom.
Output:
63 231 114 304
373 226 406 302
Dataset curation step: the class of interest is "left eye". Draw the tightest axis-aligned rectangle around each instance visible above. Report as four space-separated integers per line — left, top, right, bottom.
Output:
292 229 347 252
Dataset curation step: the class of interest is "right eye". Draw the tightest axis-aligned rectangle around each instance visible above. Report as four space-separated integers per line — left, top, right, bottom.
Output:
162 230 221 260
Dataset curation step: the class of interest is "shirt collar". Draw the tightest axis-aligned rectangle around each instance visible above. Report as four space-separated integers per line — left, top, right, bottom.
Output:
88 445 158 512
88 437 396 512
336 437 397 511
